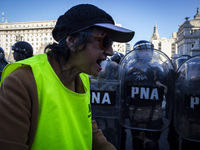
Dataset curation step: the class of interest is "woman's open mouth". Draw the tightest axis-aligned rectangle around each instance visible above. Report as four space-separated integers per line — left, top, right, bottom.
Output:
96 60 102 70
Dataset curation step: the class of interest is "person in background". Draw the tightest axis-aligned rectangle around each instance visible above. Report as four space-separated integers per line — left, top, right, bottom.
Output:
110 51 124 64
11 41 33 61
0 4 134 150
0 47 8 79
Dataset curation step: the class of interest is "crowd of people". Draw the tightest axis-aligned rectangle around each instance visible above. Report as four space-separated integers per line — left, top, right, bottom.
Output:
0 3 199 150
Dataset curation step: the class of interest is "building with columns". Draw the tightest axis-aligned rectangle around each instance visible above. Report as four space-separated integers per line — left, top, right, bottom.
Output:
0 20 130 61
176 7 200 57
0 20 56 60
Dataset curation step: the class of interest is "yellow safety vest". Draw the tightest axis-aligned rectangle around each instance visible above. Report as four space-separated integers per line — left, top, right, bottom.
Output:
1 54 92 150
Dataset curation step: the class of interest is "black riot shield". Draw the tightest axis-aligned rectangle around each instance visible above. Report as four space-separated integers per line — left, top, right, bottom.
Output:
89 59 121 149
120 49 174 131
174 56 200 142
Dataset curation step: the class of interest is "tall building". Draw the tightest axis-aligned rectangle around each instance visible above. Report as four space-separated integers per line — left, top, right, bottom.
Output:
112 42 131 55
176 7 200 57
0 20 56 60
150 24 177 59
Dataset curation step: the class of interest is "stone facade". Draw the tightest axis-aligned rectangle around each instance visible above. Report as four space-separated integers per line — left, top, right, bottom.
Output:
0 20 130 60
0 20 56 60
176 8 200 57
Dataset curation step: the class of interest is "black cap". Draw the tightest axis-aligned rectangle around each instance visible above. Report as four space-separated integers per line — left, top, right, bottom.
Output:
52 4 134 43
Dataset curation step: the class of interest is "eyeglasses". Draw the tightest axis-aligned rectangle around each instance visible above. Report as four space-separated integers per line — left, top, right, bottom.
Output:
92 33 113 50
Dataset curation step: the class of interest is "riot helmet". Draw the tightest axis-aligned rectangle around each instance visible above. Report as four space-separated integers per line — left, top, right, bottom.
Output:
133 40 154 63
110 51 124 64
11 41 33 61
0 47 5 60
133 40 154 50
175 55 191 69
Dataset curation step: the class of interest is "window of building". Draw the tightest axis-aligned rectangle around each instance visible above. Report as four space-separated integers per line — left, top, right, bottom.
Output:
158 43 161 50
190 29 197 34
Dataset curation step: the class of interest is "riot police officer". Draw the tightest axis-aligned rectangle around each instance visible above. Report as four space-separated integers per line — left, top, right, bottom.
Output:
0 47 8 79
174 56 200 150
11 41 33 61
90 57 122 149
120 40 173 150
135 41 165 150
167 55 191 150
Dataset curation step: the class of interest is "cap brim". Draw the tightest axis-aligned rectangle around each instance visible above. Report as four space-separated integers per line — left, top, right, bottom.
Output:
94 23 135 42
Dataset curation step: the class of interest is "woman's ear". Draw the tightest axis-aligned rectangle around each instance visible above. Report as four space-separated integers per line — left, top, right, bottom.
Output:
66 35 86 52
66 36 75 46
66 36 77 52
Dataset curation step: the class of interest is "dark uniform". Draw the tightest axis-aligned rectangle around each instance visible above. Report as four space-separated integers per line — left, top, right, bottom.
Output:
120 40 174 150
124 63 166 150
174 56 200 150
0 47 8 79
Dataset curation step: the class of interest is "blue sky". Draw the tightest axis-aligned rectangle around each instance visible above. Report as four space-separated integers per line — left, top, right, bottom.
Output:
0 0 199 46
